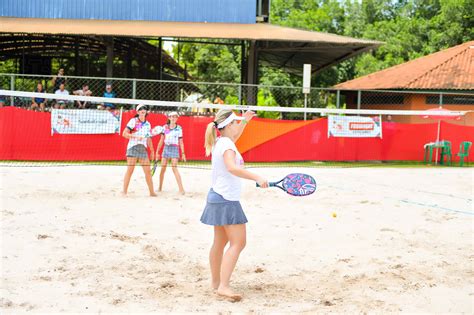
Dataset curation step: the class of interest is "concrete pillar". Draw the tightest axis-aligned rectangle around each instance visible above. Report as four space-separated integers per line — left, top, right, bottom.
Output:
105 37 114 78
246 40 258 105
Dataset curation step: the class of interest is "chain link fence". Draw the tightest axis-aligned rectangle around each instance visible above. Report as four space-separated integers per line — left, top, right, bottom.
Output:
1 73 473 124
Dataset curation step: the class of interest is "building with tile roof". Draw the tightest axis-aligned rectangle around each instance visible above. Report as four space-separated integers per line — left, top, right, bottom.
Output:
334 41 474 124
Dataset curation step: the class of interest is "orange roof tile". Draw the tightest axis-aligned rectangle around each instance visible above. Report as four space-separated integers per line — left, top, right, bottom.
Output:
335 41 474 90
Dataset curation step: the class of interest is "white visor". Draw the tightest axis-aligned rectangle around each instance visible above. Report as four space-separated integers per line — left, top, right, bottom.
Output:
136 104 148 112
217 113 244 129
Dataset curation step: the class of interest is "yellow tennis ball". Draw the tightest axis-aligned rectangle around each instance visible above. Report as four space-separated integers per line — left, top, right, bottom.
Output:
332 212 337 218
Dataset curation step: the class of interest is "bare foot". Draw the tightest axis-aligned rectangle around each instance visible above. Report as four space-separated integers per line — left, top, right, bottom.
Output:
179 190 185 195
211 280 220 291
217 287 242 302
121 191 128 197
149 192 158 197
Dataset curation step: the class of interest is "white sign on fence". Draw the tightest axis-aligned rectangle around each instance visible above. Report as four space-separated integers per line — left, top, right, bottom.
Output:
302 64 312 94
328 115 382 138
51 109 122 135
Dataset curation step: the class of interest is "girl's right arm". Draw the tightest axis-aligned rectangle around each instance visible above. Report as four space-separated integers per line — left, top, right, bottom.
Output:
122 128 143 140
122 128 131 139
223 150 268 187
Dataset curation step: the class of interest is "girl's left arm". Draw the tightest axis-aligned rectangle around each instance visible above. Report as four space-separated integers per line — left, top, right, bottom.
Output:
147 137 155 161
179 138 186 162
223 150 268 187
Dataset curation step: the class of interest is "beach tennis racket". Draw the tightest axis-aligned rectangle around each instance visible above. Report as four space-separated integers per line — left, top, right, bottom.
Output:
257 173 316 197
150 159 158 176
148 126 163 175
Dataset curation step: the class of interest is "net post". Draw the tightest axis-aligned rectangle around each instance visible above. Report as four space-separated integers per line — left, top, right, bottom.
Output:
132 79 137 99
51 108 54 136
119 108 123 134
238 84 242 105
439 93 443 107
357 90 361 110
10 74 15 105
379 114 383 139
336 89 340 109
304 94 308 121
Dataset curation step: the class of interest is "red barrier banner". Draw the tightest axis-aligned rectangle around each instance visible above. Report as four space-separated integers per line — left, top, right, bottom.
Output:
1 107 473 162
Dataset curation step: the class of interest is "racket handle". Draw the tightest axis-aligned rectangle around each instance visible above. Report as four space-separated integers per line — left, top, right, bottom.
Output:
256 182 276 187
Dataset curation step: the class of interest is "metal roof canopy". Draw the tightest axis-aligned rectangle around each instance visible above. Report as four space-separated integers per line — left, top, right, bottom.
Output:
0 17 382 77
0 33 188 78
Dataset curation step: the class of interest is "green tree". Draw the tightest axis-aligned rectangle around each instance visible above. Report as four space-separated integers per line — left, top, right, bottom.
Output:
177 0 474 110
173 40 241 101
342 0 473 78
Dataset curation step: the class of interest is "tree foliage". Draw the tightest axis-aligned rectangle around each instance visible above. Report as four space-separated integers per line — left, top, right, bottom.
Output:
269 0 473 82
176 0 472 108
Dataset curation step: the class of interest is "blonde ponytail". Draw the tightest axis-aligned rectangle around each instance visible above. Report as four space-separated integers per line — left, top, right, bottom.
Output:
204 122 217 156
204 109 234 156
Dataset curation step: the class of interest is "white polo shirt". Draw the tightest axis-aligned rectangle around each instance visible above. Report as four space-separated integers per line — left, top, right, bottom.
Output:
55 89 69 103
162 124 183 146
211 137 244 201
125 117 151 150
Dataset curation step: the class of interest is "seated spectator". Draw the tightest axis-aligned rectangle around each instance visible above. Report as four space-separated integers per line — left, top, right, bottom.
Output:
0 96 5 108
54 83 70 109
99 84 116 110
31 83 46 112
73 84 93 109
52 68 67 92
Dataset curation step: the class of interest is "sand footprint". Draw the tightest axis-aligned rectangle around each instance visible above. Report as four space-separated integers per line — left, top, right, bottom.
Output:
142 244 168 261
109 231 140 243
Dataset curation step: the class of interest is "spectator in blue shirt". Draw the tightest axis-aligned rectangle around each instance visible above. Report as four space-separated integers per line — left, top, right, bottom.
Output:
31 82 46 112
100 84 116 110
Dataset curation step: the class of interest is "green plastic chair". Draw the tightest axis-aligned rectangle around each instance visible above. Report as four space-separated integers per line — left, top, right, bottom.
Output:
457 141 472 166
440 141 452 165
423 141 449 164
423 143 434 163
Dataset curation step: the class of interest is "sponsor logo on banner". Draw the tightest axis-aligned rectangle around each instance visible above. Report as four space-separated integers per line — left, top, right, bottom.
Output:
51 109 121 134
328 115 382 138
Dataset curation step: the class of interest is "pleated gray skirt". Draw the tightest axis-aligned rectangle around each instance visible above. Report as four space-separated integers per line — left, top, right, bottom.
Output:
126 144 148 159
163 145 180 159
200 189 248 226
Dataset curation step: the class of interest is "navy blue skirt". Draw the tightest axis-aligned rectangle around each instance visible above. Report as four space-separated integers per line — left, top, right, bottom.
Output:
200 189 248 226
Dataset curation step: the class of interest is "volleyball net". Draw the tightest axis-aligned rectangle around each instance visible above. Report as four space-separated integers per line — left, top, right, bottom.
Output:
0 89 473 168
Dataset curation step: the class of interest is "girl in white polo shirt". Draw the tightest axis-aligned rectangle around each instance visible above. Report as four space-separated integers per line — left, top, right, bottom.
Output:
155 111 186 194
201 109 268 301
122 104 157 197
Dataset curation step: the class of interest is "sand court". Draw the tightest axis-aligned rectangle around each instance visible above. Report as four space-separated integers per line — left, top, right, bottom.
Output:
1 166 472 313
